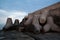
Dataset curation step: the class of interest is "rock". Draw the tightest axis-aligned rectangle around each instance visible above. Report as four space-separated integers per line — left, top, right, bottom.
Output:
0 31 35 40
18 27 24 32
20 2 60 33
14 19 19 25
3 18 13 29
49 7 60 26
2 18 20 31
2 2 60 33
19 17 36 33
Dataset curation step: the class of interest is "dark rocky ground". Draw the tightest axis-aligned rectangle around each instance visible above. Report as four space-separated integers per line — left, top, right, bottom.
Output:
0 30 60 40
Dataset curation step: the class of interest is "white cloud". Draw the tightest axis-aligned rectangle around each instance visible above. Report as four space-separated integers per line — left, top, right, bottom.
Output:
0 9 7 13
0 9 28 24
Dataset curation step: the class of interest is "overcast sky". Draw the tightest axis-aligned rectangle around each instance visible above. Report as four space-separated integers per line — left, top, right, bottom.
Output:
0 0 60 24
